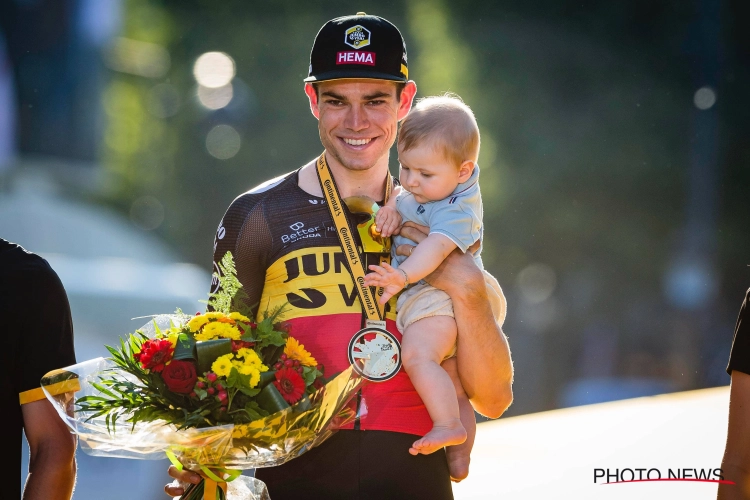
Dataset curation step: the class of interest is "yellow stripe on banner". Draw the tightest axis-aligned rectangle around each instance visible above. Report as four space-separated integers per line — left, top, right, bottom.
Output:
19 379 81 405
260 247 397 322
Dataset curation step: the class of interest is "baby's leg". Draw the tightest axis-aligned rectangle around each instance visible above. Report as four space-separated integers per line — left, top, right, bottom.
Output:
402 316 467 456
442 356 475 482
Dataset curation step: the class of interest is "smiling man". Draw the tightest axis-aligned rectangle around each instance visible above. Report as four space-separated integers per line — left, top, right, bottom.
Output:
167 13 513 500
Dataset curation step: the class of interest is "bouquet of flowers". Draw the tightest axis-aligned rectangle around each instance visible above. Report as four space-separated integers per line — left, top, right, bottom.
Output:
41 253 365 499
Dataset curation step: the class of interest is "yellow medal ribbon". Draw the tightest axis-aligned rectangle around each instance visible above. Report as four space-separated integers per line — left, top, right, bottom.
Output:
315 153 392 322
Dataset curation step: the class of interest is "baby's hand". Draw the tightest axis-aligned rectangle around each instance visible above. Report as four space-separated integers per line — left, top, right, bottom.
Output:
374 206 402 238
364 262 407 304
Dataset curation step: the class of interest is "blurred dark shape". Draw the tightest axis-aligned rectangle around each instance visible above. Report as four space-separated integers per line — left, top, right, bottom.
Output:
0 0 116 161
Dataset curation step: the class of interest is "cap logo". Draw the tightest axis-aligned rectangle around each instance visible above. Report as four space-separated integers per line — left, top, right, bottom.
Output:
344 25 371 49
337 51 376 66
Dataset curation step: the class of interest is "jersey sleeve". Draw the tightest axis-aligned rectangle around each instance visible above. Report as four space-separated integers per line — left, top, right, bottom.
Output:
211 192 274 317
427 201 482 253
18 260 76 404
727 288 750 375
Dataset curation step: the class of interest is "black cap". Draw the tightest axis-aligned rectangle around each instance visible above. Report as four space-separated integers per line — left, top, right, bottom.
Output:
305 12 408 83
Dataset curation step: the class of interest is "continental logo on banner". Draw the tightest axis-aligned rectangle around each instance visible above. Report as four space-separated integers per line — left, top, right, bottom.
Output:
260 246 397 321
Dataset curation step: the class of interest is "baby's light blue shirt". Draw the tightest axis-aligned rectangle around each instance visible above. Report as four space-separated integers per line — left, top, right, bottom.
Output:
392 165 483 270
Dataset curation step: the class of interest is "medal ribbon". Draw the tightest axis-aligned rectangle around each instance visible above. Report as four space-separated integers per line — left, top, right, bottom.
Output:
315 153 392 322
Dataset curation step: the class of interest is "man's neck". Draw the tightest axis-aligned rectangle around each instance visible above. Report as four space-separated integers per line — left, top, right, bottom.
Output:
298 151 391 201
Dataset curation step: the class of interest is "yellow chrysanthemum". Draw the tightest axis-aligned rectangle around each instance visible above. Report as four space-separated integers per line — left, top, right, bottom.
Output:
229 312 251 323
284 337 317 367
204 312 226 320
188 315 209 332
195 321 241 341
211 354 233 377
237 365 261 387
237 348 268 372
167 333 179 348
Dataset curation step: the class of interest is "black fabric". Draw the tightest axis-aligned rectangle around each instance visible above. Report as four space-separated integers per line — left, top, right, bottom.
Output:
727 288 750 375
255 430 453 500
305 13 408 83
1 238 76 499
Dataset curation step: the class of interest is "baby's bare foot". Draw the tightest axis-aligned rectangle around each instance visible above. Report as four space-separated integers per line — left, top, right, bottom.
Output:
409 421 466 456
446 446 471 482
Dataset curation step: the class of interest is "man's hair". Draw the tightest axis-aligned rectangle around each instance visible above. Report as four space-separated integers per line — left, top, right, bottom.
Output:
398 93 480 166
312 82 407 101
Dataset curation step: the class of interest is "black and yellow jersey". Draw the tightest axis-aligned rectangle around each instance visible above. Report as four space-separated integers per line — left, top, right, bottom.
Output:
212 170 431 435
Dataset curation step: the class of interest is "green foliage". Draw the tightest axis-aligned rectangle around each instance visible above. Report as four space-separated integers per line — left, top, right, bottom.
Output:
204 252 252 316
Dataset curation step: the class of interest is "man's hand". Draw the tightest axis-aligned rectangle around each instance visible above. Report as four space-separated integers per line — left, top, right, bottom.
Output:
164 465 202 497
374 205 402 238
364 262 407 304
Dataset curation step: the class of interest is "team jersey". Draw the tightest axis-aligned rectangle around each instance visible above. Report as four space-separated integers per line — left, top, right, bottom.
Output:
211 170 432 436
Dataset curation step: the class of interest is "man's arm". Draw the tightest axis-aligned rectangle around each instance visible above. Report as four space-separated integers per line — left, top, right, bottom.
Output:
718 370 750 499
399 223 513 418
22 399 76 500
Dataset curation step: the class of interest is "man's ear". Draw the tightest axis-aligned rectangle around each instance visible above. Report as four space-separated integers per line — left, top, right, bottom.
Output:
458 160 475 183
397 81 418 122
304 83 320 120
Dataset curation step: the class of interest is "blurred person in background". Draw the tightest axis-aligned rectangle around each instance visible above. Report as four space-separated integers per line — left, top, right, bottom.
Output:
2 238 77 499
719 288 750 499
166 12 512 500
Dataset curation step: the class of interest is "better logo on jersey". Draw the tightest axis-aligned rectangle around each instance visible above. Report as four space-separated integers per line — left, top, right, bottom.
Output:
344 25 371 49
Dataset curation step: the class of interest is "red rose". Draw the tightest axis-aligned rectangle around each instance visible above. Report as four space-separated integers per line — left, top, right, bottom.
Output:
161 360 198 394
273 368 305 404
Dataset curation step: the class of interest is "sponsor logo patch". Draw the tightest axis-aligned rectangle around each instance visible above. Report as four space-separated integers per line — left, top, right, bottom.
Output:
344 25 371 49
282 222 322 245
336 51 376 66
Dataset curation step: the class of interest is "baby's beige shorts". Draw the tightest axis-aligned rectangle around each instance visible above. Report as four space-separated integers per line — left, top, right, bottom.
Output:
396 270 507 357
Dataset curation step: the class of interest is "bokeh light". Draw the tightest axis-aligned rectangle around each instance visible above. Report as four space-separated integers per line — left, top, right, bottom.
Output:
130 196 165 230
193 52 236 88
518 263 557 304
205 124 241 159
197 83 233 110
693 86 717 110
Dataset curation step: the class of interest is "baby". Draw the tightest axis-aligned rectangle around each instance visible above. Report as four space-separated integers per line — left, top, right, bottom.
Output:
364 94 506 481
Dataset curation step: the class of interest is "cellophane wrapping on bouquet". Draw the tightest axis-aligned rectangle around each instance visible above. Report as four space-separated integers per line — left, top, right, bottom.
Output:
40 253 366 499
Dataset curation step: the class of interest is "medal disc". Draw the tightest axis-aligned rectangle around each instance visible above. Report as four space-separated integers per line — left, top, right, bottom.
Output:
347 327 401 382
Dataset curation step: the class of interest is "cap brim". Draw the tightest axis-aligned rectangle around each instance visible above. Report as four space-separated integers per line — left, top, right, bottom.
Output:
304 70 407 83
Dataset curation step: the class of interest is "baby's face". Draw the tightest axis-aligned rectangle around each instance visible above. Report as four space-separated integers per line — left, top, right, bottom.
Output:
398 144 473 204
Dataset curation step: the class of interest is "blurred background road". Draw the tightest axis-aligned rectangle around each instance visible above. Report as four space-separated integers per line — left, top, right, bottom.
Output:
2 0 747 497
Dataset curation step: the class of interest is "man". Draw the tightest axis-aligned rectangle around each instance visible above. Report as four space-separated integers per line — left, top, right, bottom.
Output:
1 238 77 499
167 13 512 499
718 288 750 499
